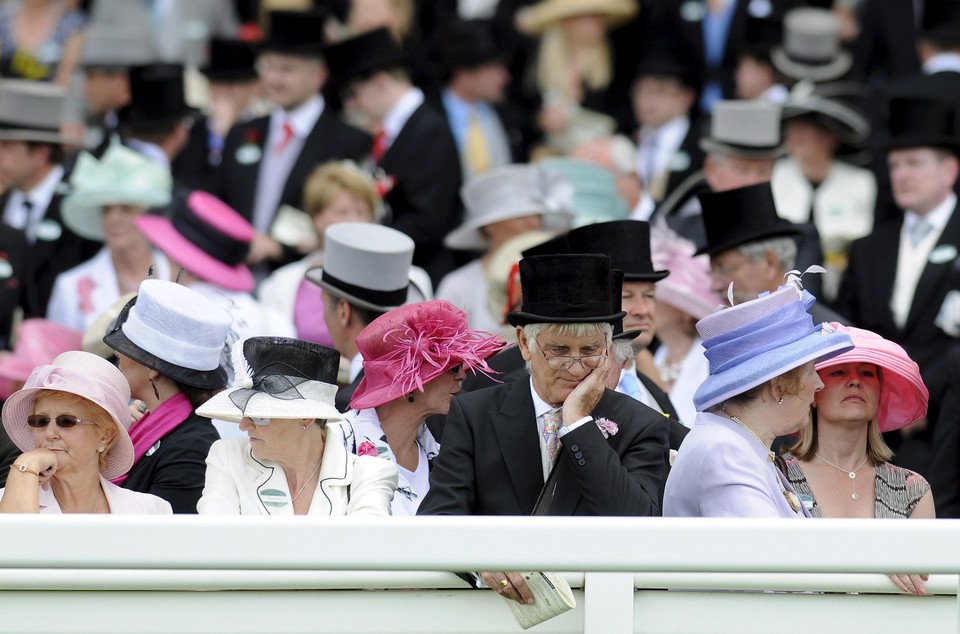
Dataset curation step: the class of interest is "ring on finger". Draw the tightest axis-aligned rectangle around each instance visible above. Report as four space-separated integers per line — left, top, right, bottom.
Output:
498 579 509 589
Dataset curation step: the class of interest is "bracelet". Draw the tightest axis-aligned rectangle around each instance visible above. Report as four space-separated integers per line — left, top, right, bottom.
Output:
10 462 39 476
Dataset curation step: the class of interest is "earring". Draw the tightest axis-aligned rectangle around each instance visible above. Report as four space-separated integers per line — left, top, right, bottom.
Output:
150 379 160 401
301 424 308 430
407 394 415 403
97 446 105 454
778 397 784 405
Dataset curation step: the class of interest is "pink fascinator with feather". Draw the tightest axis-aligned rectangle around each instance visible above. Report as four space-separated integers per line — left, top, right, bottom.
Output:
350 300 505 410
650 223 722 320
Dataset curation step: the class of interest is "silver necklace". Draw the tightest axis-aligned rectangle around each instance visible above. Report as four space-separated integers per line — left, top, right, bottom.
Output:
291 461 323 503
815 453 869 501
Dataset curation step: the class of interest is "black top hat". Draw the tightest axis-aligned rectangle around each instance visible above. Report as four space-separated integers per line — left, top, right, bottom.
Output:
567 220 669 282
507 254 627 326
262 10 327 57
434 20 502 78
520 232 569 258
741 13 784 63
118 63 190 130
884 95 960 154
324 27 407 88
696 182 801 256
201 38 259 82
633 43 702 93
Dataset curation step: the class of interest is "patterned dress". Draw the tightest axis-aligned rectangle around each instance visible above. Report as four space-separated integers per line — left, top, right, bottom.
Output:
784 457 930 518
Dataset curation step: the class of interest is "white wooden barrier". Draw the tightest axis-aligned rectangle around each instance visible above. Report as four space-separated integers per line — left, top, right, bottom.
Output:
1 516 958 633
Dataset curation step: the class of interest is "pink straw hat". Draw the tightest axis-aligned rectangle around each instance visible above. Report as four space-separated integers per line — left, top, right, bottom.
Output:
651 224 722 320
349 300 505 410
815 323 928 432
135 190 255 292
2 350 134 479
0 319 83 399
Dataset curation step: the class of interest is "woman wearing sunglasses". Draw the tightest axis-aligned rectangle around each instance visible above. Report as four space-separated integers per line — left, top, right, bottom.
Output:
342 300 504 515
195 337 398 516
0 351 171 513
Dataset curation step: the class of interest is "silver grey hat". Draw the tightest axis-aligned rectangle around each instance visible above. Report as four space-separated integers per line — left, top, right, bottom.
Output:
771 8 852 83
699 100 787 159
82 0 155 68
0 80 76 145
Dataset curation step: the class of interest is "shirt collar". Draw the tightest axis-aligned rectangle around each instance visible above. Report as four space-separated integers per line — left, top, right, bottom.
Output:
382 87 424 143
924 53 960 75
528 376 556 419
906 192 956 233
19 164 64 210
275 94 324 139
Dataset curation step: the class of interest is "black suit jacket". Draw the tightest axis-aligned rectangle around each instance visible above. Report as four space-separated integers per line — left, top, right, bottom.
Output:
172 112 217 192
212 107 371 223
379 102 463 285
121 412 220 514
0 222 28 349
418 381 670 516
336 370 364 413
635 371 689 451
929 346 960 517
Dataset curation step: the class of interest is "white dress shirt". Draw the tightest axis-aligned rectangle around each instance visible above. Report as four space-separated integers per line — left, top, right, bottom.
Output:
3 164 64 243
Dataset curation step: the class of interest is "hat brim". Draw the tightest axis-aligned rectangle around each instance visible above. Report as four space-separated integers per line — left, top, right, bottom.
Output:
699 137 788 159
516 0 638 35
694 329 854 412
305 266 410 313
613 328 642 341
624 270 670 282
1 386 134 480
0 128 78 145
506 309 627 327
136 215 254 293
444 208 573 251
103 297 228 390
200 67 260 83
196 388 343 424
695 225 803 257
62 190 172 242
880 135 960 155
782 101 870 146
770 48 853 83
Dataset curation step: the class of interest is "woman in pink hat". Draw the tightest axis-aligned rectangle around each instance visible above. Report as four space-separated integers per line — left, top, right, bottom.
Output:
0 351 171 514
784 324 933 594
343 300 503 515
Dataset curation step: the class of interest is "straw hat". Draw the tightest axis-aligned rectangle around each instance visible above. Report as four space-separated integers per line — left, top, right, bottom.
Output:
196 337 343 423
2 351 135 479
814 324 928 432
516 0 639 35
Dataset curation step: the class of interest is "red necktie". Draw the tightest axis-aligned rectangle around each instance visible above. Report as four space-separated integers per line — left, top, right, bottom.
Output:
274 120 294 154
371 130 388 164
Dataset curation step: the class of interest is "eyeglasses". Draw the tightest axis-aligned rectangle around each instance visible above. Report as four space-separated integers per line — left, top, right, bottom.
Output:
27 414 97 429
709 258 751 279
535 339 607 371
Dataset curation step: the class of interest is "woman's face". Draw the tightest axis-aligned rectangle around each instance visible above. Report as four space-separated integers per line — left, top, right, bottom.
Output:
312 189 374 242
31 395 106 476
239 417 317 463
814 361 881 426
416 364 468 417
101 204 148 252
561 14 607 46
779 361 824 434
115 352 153 403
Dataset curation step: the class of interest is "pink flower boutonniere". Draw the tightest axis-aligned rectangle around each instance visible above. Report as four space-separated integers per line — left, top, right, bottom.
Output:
595 417 619 439
357 440 379 458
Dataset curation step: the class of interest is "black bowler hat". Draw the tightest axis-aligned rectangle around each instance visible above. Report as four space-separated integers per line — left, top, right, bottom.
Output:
262 10 327 57
883 95 960 155
507 254 626 326
201 38 259 82
435 20 502 77
566 220 669 282
118 63 190 131
324 28 407 88
696 182 801 256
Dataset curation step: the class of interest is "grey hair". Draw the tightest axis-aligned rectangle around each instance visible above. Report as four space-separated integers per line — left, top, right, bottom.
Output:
611 339 635 365
521 322 613 373
738 236 797 272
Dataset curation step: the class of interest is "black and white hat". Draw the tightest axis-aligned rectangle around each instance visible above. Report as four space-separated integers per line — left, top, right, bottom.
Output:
699 100 787 159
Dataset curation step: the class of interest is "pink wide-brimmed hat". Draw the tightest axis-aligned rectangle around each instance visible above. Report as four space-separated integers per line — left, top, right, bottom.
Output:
135 190 255 292
349 300 505 410
651 224 722 320
0 320 83 399
2 351 134 479
815 323 928 432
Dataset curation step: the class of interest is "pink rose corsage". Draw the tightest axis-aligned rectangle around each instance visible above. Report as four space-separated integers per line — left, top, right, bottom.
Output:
595 417 619 439
357 440 379 457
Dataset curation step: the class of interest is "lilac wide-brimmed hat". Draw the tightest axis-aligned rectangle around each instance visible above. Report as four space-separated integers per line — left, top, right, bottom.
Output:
693 283 854 412
814 324 928 432
2 351 134 479
350 300 505 410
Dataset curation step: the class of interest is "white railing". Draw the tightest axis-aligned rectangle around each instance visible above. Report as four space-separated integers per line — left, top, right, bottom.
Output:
1 516 958 633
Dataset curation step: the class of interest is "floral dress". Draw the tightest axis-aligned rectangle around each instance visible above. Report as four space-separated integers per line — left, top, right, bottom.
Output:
0 3 85 81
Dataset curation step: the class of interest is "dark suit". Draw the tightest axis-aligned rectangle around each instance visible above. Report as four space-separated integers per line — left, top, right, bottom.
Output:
121 412 220 514
835 205 960 474
172 111 217 192
0 423 19 488
336 370 364 413
929 346 960 517
635 372 690 451
379 102 463 285
0 223 29 349
418 381 670 516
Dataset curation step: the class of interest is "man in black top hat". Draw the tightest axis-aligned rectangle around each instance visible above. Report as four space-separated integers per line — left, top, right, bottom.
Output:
121 64 195 176
212 10 370 275
420 253 670 530
836 94 960 476
324 27 463 287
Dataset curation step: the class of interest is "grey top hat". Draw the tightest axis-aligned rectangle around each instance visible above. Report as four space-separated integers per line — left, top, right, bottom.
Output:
445 164 574 251
699 100 787 159
0 80 75 145
771 8 852 83
305 223 416 313
81 29 156 69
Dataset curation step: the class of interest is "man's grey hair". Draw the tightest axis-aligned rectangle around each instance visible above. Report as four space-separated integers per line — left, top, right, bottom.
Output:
611 339 635 365
521 322 613 373
738 236 797 272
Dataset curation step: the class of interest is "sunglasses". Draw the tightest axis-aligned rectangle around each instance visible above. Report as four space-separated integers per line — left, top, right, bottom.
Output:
27 414 97 429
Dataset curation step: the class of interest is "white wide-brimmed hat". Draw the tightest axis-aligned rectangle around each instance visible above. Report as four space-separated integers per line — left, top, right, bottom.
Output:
2 351 134 480
196 337 343 423
516 0 639 35
771 8 852 83
445 164 574 251
61 144 173 241
0 79 77 145
699 100 787 159
305 223 416 313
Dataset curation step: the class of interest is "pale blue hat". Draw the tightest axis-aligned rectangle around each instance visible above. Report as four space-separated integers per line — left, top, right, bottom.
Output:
539 158 628 227
693 284 854 412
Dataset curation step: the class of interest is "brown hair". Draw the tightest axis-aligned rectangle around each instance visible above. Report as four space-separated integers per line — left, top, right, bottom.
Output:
33 390 118 471
723 362 810 408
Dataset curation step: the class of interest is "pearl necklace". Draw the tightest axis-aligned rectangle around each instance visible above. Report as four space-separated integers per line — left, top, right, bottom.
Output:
815 453 869 501
720 405 775 462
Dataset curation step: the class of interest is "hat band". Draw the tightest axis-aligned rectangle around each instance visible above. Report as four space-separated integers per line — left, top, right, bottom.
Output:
172 207 249 266
708 139 782 153
785 52 838 67
321 270 407 307
0 119 60 136
228 373 335 414
121 310 223 371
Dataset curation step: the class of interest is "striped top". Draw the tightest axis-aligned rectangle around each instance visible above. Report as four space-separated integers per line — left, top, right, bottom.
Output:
784 457 930 519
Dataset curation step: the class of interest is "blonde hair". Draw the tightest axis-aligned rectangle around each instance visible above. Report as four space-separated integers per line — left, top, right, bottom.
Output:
303 161 380 219
788 414 894 465
535 25 612 98
33 389 118 471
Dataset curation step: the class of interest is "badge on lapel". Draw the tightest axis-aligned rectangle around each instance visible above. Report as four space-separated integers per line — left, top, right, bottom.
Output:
748 0 773 18
680 0 706 21
930 244 957 264
670 151 691 173
259 488 289 508
35 219 62 242
236 129 263 165
0 258 12 280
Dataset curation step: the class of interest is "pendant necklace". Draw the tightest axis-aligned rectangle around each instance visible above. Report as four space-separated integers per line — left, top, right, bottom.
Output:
815 453 869 501
291 461 323 503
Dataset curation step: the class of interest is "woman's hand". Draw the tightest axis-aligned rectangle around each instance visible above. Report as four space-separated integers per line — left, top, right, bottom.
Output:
129 399 149 424
888 573 929 595
15 448 58 490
